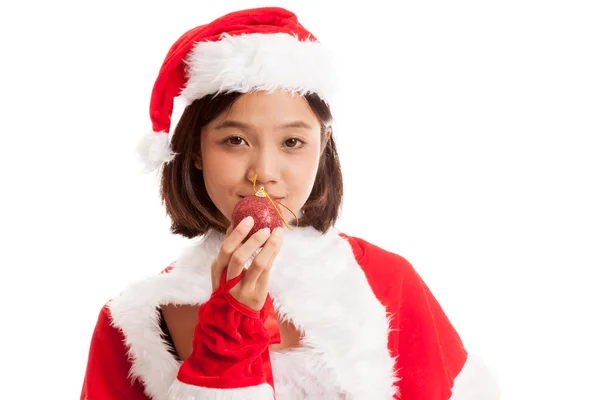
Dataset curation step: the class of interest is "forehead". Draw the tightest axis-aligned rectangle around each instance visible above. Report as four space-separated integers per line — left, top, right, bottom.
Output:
218 90 321 126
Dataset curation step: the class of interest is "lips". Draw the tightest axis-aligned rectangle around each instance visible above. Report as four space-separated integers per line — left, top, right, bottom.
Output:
239 194 285 201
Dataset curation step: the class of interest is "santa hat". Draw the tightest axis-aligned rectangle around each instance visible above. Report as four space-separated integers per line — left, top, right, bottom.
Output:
137 7 336 172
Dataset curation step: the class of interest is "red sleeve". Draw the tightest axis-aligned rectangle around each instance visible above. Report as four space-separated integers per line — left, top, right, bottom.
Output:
170 268 275 399
80 306 149 400
344 236 468 400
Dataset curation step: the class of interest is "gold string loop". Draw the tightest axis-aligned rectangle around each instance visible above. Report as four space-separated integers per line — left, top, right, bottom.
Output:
251 175 298 230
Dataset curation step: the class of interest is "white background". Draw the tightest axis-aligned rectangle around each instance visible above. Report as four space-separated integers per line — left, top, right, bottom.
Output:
1 1 598 399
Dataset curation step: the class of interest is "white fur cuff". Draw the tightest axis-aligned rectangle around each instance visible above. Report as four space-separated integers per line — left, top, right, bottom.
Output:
169 380 274 400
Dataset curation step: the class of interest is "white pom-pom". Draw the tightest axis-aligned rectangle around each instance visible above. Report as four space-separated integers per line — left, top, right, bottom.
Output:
136 131 176 173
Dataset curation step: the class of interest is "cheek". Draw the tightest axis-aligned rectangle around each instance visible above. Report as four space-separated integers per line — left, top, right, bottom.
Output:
288 152 321 197
201 149 238 193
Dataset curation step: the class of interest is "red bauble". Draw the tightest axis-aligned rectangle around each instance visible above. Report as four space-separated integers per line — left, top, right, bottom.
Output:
231 195 283 238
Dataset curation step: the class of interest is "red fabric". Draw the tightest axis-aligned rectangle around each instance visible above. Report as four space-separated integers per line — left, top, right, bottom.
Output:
150 6 316 134
342 234 468 400
176 269 279 391
259 294 280 394
80 307 149 400
81 236 469 399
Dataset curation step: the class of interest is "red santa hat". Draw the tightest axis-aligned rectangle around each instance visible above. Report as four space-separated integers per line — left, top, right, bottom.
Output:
137 7 336 172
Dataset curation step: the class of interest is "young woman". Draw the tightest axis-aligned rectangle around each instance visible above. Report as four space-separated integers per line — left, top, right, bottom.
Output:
80 7 499 400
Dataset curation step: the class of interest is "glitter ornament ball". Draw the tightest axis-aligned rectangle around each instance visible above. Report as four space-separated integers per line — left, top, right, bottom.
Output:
231 195 284 239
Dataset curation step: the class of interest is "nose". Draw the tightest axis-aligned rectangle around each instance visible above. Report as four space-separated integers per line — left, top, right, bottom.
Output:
247 147 280 186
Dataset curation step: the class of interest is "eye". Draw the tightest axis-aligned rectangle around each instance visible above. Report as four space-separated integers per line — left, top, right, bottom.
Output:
223 136 247 146
283 138 305 148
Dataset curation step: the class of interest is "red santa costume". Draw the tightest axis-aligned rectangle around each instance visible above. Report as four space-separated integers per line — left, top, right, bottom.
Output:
80 7 500 400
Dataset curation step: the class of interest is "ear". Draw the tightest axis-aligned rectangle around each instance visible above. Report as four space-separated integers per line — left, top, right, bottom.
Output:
193 154 203 170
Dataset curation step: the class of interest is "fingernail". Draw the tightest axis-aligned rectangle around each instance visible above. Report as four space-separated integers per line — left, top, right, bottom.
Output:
258 227 270 237
272 227 283 238
242 216 254 226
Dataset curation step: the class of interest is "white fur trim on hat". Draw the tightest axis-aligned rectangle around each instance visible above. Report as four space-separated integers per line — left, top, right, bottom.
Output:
181 33 336 105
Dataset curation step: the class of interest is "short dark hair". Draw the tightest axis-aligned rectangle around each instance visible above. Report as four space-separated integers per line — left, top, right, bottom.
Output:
160 91 343 238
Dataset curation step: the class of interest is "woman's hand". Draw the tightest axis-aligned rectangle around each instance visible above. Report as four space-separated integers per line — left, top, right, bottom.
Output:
210 216 284 311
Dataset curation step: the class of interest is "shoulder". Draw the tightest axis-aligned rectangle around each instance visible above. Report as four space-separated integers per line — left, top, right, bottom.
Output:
86 262 209 400
82 303 150 399
338 232 418 304
87 303 132 353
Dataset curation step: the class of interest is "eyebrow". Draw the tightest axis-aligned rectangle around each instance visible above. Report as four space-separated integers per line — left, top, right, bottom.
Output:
213 120 314 131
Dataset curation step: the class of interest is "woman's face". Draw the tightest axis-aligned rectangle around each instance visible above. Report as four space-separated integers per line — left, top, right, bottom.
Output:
197 90 324 226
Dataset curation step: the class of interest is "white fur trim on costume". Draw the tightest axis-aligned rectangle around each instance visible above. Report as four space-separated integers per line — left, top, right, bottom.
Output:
169 380 273 400
268 227 398 399
107 227 396 399
450 353 501 399
108 232 220 400
136 130 177 172
180 33 336 105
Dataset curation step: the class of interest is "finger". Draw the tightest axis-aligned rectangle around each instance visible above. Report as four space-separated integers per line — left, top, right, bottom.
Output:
243 227 284 287
214 216 254 272
255 265 272 296
227 227 271 281
212 217 254 289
